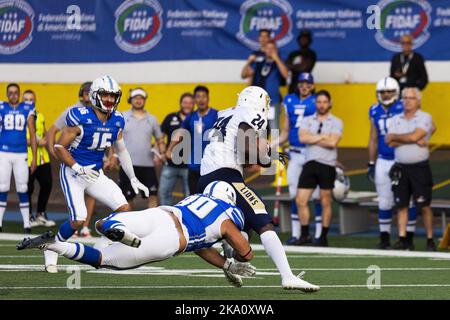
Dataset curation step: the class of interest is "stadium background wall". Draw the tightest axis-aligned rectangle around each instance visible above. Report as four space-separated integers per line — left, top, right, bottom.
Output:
0 82 448 148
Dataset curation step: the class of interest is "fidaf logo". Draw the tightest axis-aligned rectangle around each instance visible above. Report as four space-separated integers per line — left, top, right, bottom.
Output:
114 0 163 54
374 0 431 52
0 0 34 55
236 0 293 50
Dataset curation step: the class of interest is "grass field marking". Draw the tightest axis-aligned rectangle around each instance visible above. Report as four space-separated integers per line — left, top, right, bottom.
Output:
1 284 450 290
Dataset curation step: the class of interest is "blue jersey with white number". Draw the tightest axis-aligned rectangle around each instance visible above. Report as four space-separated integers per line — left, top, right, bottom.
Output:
0 101 35 153
173 194 245 252
65 106 125 170
283 94 316 148
369 100 404 160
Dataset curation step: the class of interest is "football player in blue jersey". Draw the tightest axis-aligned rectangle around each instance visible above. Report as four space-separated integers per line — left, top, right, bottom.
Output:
0 83 37 233
368 77 417 250
50 75 149 267
17 181 257 288
278 73 323 245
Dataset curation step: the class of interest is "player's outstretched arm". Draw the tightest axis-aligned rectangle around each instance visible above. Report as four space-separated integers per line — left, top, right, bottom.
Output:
114 131 149 197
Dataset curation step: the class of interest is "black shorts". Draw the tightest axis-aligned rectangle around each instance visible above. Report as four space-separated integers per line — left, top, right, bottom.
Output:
198 168 272 234
298 161 336 190
391 161 433 210
119 166 158 200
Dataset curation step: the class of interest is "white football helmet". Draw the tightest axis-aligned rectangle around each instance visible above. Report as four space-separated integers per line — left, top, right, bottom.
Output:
89 75 122 114
236 86 270 119
203 181 237 206
376 77 400 106
332 167 350 202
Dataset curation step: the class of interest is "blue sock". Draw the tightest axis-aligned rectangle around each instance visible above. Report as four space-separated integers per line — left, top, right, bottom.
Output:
0 192 7 203
57 220 76 241
97 219 126 234
378 209 392 233
71 243 101 268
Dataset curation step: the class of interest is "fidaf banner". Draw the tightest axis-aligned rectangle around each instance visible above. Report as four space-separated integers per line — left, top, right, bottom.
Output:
0 0 449 62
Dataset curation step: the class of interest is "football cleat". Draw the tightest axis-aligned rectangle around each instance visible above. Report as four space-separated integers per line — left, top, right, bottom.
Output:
294 235 313 246
426 239 436 252
282 271 320 293
45 265 58 274
284 236 299 246
104 228 141 248
37 215 56 227
17 231 55 251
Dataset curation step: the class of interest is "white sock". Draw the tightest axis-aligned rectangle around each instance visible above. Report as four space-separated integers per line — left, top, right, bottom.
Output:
20 205 30 228
315 216 323 239
47 240 78 258
0 206 5 227
260 230 294 281
291 217 300 238
44 249 59 267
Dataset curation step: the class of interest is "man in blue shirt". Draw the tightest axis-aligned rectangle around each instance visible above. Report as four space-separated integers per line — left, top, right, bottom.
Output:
167 86 218 194
0 83 37 234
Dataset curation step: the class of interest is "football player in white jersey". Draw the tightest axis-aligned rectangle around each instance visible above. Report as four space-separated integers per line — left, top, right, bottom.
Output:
17 181 256 288
199 86 319 292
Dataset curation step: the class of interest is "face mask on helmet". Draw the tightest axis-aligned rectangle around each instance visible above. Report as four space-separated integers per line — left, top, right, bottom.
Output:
95 89 122 114
376 77 399 106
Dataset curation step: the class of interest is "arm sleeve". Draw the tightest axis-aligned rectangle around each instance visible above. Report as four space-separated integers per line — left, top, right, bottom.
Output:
115 138 136 179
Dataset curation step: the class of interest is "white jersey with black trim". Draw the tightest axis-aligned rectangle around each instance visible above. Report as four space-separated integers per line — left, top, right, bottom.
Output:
201 105 267 176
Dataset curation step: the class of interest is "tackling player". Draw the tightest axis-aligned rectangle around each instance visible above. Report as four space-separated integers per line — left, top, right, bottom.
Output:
277 73 323 245
17 181 256 288
368 77 417 249
198 86 319 292
0 83 37 233
51 75 149 266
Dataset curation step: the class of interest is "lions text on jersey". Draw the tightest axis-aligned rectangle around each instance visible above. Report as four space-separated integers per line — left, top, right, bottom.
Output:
65 106 125 170
0 101 35 153
201 106 268 176
283 93 316 149
168 194 244 252
369 100 404 160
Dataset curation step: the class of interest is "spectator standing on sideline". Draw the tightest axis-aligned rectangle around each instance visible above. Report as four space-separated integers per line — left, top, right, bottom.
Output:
167 86 218 194
296 90 343 247
23 90 55 228
47 82 97 238
286 29 317 94
243 29 272 76
158 93 194 205
390 34 428 92
386 87 436 251
241 40 289 128
119 88 166 209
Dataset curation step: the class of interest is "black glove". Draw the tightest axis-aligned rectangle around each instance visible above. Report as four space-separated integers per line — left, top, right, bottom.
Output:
278 152 289 166
389 163 403 186
367 162 375 183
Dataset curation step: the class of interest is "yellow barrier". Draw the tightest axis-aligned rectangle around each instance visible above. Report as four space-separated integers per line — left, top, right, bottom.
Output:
1 82 449 148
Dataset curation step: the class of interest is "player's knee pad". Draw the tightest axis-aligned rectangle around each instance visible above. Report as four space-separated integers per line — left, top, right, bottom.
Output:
378 196 393 211
0 183 10 193
16 183 28 194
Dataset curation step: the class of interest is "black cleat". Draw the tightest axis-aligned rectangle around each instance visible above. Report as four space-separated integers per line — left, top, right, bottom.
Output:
294 235 313 246
0 226 2 233
376 232 391 250
313 236 328 247
24 228 31 234
393 238 407 250
17 230 55 251
104 228 141 248
426 239 437 252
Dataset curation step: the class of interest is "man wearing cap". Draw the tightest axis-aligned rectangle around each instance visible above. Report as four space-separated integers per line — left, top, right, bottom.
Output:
286 29 317 94
277 73 322 245
386 87 436 251
119 87 166 209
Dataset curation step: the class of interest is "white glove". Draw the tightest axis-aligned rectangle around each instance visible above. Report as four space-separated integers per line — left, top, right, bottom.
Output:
71 163 100 183
223 269 243 288
223 258 256 277
130 177 150 197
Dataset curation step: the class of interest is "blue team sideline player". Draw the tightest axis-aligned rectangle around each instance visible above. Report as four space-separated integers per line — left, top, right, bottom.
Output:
368 77 417 250
278 73 322 245
17 181 257 288
0 83 37 233
49 75 149 270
